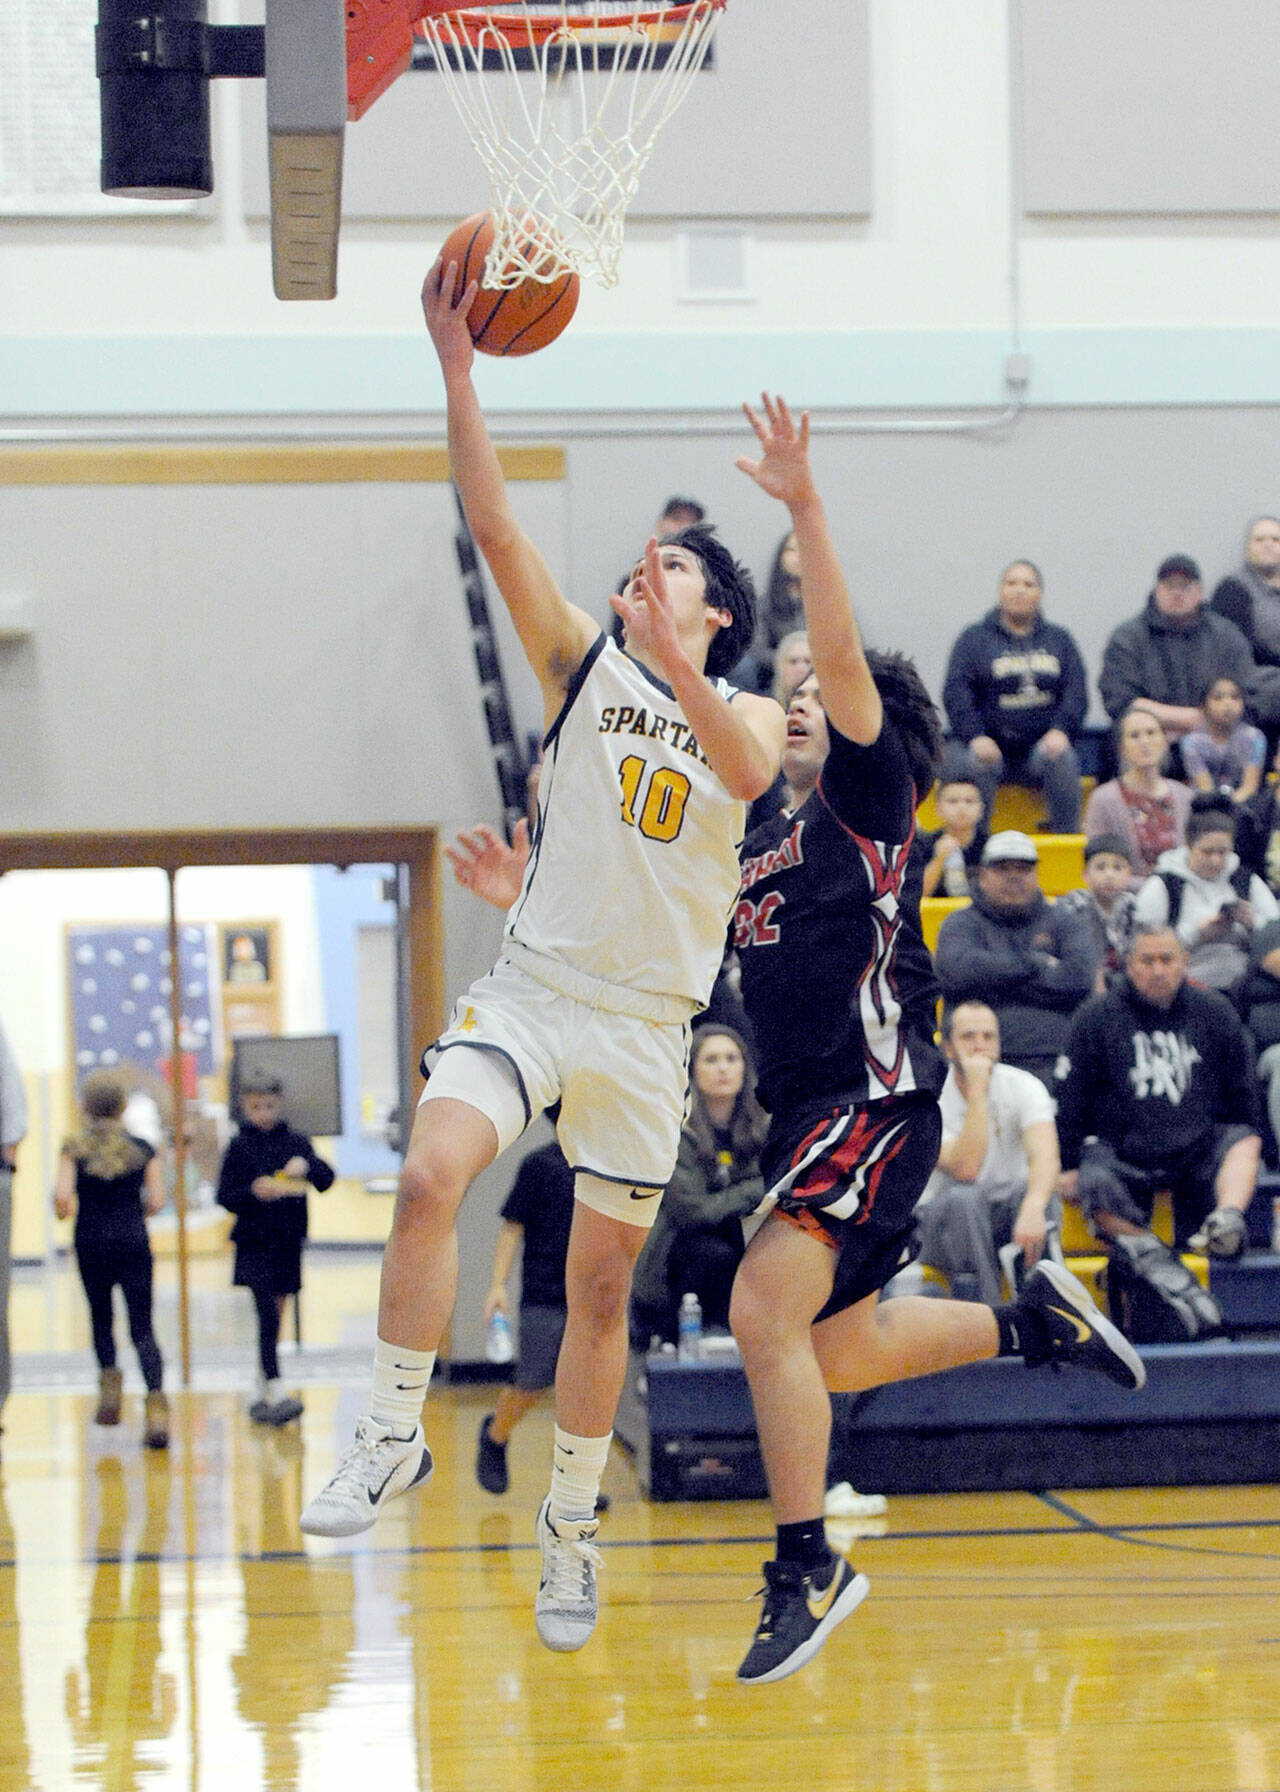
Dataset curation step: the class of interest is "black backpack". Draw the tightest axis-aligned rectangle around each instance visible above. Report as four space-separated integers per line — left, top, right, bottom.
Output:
1157 863 1252 927
1104 1232 1224 1343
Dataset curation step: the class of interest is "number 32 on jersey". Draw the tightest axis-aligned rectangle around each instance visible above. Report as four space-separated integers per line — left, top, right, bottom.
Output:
618 754 691 843
734 892 783 948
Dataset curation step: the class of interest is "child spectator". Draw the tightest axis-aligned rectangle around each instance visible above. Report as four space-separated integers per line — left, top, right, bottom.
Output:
1181 675 1266 805
913 775 988 898
1057 834 1139 988
1133 794 1279 997
217 1069 335 1425
54 1069 169 1448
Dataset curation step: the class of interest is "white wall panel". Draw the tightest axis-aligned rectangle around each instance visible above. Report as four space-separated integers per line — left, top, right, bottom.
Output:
1020 0 1280 216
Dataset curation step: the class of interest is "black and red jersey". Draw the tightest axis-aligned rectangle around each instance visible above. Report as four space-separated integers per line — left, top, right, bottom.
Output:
734 718 944 1118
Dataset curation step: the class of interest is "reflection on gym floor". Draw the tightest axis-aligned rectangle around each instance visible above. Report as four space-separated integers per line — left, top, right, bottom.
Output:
2 1256 1279 1792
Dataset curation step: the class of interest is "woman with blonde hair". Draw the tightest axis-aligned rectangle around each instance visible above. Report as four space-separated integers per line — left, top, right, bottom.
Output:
54 1068 168 1447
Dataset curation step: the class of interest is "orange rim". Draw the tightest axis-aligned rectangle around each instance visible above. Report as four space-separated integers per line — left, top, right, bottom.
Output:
416 0 724 50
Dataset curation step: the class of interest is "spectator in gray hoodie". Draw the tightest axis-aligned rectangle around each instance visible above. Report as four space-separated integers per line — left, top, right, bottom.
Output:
1099 555 1254 770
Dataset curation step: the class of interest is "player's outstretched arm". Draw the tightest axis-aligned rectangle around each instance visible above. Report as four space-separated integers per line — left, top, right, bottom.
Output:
737 393 882 746
423 260 596 718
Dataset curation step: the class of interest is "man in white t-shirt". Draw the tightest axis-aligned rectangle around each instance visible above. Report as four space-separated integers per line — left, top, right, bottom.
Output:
916 1001 1060 1305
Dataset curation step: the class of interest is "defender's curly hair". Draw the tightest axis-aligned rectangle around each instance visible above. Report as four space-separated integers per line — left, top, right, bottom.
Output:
866 647 943 801
664 524 757 678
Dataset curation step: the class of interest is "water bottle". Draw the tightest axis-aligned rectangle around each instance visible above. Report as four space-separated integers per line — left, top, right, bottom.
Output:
677 1291 702 1362
941 848 969 897
485 1309 515 1365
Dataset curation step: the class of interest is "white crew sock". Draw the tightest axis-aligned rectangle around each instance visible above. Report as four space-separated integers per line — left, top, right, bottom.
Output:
369 1338 435 1438
549 1425 611 1526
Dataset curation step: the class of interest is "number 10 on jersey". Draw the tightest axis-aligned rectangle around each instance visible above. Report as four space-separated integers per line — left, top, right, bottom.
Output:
618 755 691 843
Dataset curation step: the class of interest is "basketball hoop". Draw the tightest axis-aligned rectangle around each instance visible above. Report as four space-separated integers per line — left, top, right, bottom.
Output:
414 1 726 289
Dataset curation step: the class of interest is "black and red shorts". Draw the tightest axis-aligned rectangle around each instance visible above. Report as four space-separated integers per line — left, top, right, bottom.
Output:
761 1089 942 1321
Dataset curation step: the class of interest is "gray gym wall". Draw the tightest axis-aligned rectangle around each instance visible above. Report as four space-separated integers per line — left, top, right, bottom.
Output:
6 0 1280 1351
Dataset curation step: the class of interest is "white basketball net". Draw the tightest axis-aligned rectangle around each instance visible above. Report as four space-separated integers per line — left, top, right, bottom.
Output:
418 2 726 289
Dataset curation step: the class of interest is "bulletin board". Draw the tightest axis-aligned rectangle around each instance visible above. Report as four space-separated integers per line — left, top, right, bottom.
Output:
67 921 220 1091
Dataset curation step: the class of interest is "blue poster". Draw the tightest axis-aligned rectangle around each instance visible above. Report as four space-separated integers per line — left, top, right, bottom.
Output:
68 923 219 1087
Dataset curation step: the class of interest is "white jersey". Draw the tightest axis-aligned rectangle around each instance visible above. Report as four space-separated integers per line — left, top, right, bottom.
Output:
505 634 748 1008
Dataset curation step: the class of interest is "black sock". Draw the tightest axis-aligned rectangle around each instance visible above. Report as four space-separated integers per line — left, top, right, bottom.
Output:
995 1302 1052 1366
776 1518 833 1575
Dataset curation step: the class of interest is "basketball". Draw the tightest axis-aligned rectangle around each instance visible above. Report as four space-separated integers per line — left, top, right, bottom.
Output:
438 212 580 357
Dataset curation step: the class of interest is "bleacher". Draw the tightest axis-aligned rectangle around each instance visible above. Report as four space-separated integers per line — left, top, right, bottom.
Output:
916 777 1091 950
612 745 1280 1502
615 1184 1280 1501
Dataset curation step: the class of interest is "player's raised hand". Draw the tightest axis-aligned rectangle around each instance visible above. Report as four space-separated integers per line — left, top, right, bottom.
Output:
736 393 818 510
611 538 682 671
422 255 478 375
444 820 529 910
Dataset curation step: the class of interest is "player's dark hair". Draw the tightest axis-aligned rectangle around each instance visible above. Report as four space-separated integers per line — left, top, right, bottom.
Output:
665 525 757 678
866 648 943 801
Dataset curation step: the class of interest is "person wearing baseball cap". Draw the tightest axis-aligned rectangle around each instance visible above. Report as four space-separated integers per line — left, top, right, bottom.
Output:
980 830 1039 866
1099 553 1255 770
934 825 1098 1091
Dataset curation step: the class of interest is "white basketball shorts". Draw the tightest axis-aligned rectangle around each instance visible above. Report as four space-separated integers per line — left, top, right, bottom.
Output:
420 948 694 1228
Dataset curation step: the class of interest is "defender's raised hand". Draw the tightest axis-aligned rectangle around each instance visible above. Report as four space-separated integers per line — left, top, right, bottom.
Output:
736 394 818 511
444 820 530 911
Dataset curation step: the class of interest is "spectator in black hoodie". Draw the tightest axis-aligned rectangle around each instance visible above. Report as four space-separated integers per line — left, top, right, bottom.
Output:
217 1069 335 1425
1055 923 1260 1259
941 560 1088 830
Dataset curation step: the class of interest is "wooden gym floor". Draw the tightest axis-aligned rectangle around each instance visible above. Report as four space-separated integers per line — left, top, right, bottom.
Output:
2 1255 1279 1792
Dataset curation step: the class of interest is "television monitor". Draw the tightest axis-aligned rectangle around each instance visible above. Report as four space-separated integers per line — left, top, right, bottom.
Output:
229 1034 342 1137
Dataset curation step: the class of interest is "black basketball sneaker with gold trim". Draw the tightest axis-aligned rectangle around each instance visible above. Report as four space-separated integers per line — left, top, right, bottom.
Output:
1018 1258 1146 1390
737 1554 870 1685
